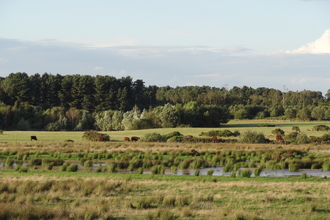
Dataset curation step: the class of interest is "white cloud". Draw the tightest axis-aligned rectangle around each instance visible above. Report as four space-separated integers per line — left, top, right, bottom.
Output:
93 66 104 71
286 29 330 54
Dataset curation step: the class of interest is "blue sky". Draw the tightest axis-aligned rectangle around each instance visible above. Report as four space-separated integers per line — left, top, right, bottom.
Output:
0 0 330 94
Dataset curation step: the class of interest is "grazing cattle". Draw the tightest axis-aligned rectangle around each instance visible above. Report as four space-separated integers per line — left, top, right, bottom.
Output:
30 136 37 141
211 136 218 143
98 137 105 142
191 149 200 156
131 136 140 142
186 135 193 138
124 137 131 141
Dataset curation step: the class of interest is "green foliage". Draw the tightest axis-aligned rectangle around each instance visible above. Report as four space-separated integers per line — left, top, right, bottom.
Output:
295 133 309 144
166 136 184 143
140 132 167 142
82 131 110 142
239 130 266 143
292 126 301 132
199 129 236 137
312 125 330 131
271 128 285 136
241 169 252 178
164 131 183 139
321 133 330 141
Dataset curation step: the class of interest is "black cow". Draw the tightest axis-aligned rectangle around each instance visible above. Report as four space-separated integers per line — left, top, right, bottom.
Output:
30 136 37 141
131 136 140 142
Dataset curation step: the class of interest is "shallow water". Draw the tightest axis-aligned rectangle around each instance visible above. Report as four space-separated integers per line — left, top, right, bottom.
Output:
2 162 330 177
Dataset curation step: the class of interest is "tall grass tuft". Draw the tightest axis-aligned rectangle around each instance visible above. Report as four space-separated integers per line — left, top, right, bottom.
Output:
151 165 165 175
194 170 200 176
254 167 263 177
206 169 214 176
288 163 299 172
242 169 252 178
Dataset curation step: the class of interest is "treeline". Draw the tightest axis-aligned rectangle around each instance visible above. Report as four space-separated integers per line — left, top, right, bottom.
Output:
0 72 330 131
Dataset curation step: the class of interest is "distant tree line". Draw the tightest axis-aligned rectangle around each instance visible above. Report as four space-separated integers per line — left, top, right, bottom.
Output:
0 72 330 131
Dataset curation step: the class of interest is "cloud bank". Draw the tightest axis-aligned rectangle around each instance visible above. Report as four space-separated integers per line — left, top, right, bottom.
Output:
286 29 330 54
0 38 329 95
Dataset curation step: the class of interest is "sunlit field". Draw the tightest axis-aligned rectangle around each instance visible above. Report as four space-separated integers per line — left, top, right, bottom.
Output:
1 120 330 142
1 120 330 219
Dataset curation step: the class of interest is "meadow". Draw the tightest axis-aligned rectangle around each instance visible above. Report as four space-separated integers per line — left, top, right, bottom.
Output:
1 120 330 219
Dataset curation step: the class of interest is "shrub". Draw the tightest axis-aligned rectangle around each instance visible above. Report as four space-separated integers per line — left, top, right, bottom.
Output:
272 128 285 136
140 133 167 142
321 133 330 141
254 167 263 177
285 132 299 140
239 130 266 143
199 130 235 137
82 131 110 142
292 126 301 132
167 136 184 143
313 125 330 131
164 131 183 139
295 133 309 144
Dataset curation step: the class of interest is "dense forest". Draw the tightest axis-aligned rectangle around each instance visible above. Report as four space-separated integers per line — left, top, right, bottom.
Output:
0 72 330 131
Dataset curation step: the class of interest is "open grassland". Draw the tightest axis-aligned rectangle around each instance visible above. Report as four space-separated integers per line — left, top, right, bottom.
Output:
1 120 330 219
1 120 330 142
0 172 330 220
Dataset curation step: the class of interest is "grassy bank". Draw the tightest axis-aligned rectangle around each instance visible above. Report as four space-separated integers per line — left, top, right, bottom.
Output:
0 171 330 220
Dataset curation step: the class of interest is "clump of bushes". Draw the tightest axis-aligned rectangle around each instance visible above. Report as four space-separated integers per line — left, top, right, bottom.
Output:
82 131 110 142
239 130 266 143
313 125 330 131
140 133 167 142
199 129 238 137
272 129 285 136
164 131 183 139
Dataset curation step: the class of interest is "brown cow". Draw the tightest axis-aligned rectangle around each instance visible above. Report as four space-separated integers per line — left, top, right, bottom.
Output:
131 136 140 142
124 137 131 141
211 136 217 143
30 136 37 141
98 137 105 142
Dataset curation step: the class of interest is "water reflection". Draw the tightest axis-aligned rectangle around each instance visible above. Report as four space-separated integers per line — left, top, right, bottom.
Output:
1 162 330 177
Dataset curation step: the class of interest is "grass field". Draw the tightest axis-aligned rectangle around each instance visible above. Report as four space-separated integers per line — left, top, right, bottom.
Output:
1 120 330 219
1 120 330 142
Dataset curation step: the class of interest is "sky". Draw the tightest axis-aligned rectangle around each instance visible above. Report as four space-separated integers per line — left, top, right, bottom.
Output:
0 0 330 95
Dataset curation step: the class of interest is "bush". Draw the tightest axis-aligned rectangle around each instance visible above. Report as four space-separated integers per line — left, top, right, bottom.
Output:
292 126 300 132
239 130 266 143
272 128 285 136
140 133 167 142
164 131 183 139
295 133 309 144
321 133 330 141
313 125 330 131
167 136 184 143
82 131 110 142
199 129 235 137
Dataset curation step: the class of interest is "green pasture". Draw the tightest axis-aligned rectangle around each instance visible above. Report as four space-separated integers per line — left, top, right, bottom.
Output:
0 120 329 142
